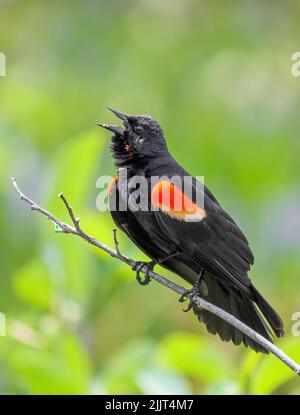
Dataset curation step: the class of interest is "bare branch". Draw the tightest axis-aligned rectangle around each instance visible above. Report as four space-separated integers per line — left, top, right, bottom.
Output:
11 177 75 235
11 177 300 376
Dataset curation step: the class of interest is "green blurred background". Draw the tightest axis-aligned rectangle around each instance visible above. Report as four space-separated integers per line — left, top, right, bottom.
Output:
1 0 300 395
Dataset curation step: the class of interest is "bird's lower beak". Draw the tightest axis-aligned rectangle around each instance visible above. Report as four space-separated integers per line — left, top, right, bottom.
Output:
97 123 125 136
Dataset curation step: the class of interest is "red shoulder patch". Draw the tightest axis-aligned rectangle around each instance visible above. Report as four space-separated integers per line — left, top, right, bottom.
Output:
108 175 119 195
151 180 206 222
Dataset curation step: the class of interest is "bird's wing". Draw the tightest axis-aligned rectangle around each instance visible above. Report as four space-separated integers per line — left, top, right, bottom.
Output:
151 178 255 296
109 174 174 261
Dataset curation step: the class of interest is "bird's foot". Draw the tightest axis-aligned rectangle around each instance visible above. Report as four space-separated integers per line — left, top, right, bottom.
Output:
178 288 198 312
133 251 182 286
178 270 204 312
132 261 155 286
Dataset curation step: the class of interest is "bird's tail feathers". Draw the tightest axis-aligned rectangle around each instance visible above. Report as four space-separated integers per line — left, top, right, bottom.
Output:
194 276 284 353
250 284 284 338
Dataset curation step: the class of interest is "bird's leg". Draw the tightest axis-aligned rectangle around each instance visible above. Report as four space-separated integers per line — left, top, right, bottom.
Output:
179 269 205 312
133 250 181 286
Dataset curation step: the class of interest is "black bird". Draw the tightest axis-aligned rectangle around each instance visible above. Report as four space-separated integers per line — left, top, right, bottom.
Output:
98 107 284 353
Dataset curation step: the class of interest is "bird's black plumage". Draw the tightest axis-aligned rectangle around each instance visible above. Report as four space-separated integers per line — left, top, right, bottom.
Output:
99 108 284 353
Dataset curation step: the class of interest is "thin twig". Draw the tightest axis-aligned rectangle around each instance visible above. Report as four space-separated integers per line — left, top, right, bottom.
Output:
58 193 81 232
11 177 300 376
113 228 121 256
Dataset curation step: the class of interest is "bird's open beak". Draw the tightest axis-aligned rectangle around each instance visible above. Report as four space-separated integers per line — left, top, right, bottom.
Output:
97 107 130 136
97 123 125 135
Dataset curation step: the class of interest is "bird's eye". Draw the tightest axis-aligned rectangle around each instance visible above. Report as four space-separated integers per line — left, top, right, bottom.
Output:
134 125 143 134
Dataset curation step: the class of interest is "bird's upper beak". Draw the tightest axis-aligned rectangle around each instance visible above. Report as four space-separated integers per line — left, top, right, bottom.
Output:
97 107 130 136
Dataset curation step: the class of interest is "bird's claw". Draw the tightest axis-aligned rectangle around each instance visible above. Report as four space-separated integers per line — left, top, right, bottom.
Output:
132 261 155 285
179 289 196 312
179 282 202 312
179 270 204 311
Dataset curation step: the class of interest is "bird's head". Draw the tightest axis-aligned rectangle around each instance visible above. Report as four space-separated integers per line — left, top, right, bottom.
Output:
98 108 168 167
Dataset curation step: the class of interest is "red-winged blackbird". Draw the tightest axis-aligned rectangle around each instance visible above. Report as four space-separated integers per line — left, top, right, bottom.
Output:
98 107 284 353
